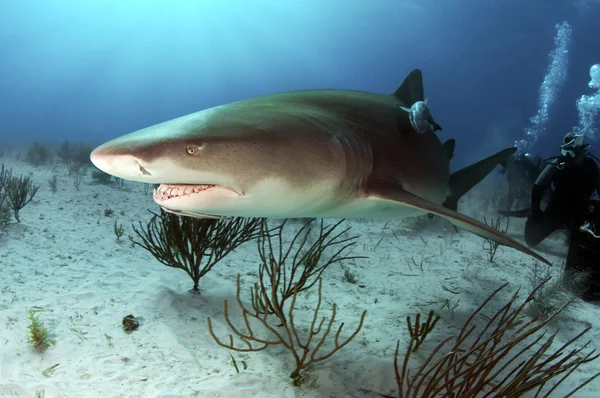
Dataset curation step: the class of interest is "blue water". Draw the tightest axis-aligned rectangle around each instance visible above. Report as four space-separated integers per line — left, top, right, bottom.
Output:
2 3 600 395
0 0 599 166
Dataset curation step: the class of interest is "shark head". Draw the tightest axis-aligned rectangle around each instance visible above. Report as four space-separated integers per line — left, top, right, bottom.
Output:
90 101 350 218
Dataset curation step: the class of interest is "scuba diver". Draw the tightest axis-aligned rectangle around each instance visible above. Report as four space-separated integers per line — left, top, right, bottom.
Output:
499 152 544 211
503 132 600 301
500 132 600 300
525 132 600 247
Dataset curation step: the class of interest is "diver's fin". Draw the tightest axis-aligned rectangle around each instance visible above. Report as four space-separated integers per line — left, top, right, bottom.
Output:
367 181 551 265
443 139 456 159
393 69 424 106
443 147 517 212
498 208 531 218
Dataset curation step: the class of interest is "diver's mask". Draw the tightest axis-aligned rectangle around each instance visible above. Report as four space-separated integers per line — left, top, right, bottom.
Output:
560 133 589 159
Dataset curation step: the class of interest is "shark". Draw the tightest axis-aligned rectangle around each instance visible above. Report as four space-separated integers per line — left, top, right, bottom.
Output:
90 69 550 265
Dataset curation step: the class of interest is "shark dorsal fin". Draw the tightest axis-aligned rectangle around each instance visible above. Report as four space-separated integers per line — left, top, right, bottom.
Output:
393 69 424 106
442 139 456 159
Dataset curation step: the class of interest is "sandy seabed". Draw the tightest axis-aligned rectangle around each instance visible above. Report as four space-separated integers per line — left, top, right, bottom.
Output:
1 157 599 398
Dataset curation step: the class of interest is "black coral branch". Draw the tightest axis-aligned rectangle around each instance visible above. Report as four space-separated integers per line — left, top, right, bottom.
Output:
5 169 39 223
208 274 367 385
376 279 600 398
132 209 261 292
253 218 364 315
406 310 439 352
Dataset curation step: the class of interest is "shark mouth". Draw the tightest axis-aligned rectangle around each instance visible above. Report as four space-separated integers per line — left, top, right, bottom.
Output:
153 184 239 202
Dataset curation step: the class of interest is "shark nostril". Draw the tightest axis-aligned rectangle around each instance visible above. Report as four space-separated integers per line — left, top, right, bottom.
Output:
138 163 151 176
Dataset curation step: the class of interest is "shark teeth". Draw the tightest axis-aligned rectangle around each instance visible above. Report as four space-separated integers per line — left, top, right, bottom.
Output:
153 184 215 201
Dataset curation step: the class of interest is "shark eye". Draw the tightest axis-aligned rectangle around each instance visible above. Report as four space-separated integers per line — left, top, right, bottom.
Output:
186 145 201 155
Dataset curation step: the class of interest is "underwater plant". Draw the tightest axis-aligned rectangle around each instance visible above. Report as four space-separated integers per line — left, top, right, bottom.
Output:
5 172 40 222
251 218 363 315
25 142 53 166
72 173 83 191
132 209 261 292
58 141 93 172
342 266 358 284
113 219 124 241
527 263 590 320
364 279 600 398
208 274 367 386
482 216 509 263
208 218 367 385
48 174 57 193
26 309 54 353
69 142 93 166
0 164 11 230
406 311 439 352
0 201 10 231
91 168 112 184
56 140 71 163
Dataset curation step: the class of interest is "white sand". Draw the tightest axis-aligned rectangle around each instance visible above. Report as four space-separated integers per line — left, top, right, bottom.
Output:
1 156 599 398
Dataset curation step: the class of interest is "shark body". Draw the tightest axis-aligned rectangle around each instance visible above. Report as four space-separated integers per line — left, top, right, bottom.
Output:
91 69 550 265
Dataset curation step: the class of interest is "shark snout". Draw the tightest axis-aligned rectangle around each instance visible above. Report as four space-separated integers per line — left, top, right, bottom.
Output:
90 145 153 182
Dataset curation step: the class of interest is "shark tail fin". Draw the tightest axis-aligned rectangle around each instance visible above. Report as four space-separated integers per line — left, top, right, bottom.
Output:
443 147 517 212
393 69 424 105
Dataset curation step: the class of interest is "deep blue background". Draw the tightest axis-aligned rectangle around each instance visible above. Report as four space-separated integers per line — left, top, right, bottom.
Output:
1 0 599 166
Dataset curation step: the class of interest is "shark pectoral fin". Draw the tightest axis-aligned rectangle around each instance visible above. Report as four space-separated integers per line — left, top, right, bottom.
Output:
444 147 517 212
368 183 551 266
160 206 232 220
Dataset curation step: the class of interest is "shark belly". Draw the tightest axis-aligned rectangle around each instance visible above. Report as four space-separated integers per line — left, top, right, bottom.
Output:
315 197 431 219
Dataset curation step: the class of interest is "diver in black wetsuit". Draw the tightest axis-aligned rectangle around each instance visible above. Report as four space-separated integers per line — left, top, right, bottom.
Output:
525 132 600 247
499 152 543 211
